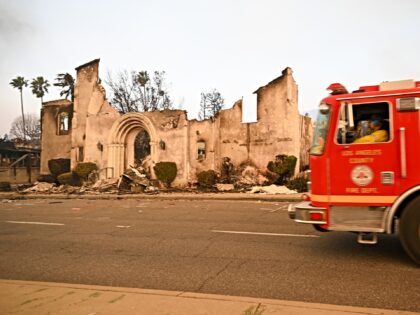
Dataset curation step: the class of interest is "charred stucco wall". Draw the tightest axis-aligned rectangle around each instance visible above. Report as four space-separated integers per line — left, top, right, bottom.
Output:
72 60 121 172
217 101 249 169
71 60 97 165
40 59 312 186
188 117 217 176
180 67 306 182
248 68 300 172
189 67 302 178
40 100 73 174
140 110 189 185
83 83 120 171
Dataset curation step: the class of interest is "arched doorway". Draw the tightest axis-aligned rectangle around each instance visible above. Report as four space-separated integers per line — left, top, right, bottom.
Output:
107 113 158 178
134 129 151 165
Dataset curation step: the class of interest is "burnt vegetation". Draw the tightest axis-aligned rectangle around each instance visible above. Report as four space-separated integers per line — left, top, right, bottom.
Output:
106 70 172 113
153 162 177 188
198 89 224 120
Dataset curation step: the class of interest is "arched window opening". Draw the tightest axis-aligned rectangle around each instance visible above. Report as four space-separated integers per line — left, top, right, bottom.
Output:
197 140 206 160
134 130 151 165
58 112 70 135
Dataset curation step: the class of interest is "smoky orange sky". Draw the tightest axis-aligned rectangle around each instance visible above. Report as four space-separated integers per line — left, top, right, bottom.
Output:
1 0 419 136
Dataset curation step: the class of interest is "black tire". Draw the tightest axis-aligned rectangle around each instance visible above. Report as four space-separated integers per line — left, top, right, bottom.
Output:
399 196 420 265
313 224 329 232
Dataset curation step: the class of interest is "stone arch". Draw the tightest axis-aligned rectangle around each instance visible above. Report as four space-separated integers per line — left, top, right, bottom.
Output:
107 112 158 178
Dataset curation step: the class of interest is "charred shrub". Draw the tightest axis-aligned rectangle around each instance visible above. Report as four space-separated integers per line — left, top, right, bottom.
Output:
37 174 56 183
57 172 82 186
197 170 217 189
286 175 309 193
154 162 177 187
0 181 12 192
48 159 70 177
74 162 98 180
267 154 297 185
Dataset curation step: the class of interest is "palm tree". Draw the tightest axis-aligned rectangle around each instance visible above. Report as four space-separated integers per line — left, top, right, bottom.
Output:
54 73 75 101
9 76 28 140
30 76 50 105
136 71 150 111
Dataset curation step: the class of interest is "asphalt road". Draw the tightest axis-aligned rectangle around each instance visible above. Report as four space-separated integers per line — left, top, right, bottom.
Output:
0 198 419 312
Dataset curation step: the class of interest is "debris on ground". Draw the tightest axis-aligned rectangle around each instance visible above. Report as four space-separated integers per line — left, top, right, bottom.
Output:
145 186 158 193
11 160 300 196
87 170 100 185
23 182 55 193
216 183 235 191
90 178 119 193
237 166 269 186
118 166 152 193
15 164 158 195
248 184 297 195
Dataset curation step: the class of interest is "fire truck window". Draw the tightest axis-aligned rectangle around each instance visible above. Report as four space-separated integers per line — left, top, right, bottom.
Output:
310 109 330 155
336 102 390 145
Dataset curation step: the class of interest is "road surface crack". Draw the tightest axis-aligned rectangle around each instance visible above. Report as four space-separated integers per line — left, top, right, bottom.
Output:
196 260 234 291
193 236 218 258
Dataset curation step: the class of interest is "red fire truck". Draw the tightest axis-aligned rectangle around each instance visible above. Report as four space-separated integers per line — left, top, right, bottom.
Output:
288 79 420 265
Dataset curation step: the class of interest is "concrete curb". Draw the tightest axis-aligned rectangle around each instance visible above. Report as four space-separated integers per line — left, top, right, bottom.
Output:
0 280 416 315
0 192 303 202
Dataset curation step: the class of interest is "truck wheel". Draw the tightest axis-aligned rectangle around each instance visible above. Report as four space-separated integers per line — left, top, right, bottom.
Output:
313 224 329 232
399 196 420 265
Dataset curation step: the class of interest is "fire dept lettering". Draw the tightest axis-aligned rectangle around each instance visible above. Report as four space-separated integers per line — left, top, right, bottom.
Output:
345 187 379 194
345 187 360 193
351 165 373 186
355 149 382 156
341 149 382 156
361 187 378 193
349 157 374 164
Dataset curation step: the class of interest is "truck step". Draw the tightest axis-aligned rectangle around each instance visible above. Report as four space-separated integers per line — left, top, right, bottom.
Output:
357 232 378 245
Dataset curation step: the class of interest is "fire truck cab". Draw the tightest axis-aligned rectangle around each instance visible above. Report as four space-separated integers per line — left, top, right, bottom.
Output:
288 79 420 265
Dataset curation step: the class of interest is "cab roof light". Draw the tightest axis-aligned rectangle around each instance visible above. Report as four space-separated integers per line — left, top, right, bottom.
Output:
358 85 379 92
327 83 348 95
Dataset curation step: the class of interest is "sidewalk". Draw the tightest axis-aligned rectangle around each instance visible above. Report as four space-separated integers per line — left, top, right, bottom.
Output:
0 192 302 202
0 280 416 315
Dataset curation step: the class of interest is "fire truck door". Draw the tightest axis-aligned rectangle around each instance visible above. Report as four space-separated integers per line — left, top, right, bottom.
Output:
393 97 420 190
329 101 398 203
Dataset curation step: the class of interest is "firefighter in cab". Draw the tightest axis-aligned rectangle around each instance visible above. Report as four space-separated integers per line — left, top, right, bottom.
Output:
353 118 389 143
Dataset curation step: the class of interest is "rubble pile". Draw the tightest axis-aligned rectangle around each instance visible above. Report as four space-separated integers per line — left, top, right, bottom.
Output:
90 178 119 193
211 164 272 192
19 165 158 195
237 165 269 186
215 183 235 191
22 182 85 194
248 184 297 195
117 166 152 193
23 182 55 193
17 161 296 196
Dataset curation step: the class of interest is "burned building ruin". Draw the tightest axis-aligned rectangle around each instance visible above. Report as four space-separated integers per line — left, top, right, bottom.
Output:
40 59 312 187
